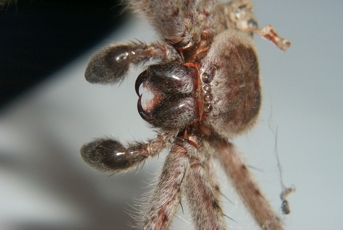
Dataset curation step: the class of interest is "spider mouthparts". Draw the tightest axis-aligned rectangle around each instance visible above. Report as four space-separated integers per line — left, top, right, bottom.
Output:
135 70 149 96
137 95 153 122
135 68 165 124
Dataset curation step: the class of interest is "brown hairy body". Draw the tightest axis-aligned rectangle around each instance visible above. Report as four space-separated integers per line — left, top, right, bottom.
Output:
81 0 290 229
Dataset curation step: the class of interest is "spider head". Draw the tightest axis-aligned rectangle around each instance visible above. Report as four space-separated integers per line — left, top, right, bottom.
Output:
135 30 261 138
200 30 261 138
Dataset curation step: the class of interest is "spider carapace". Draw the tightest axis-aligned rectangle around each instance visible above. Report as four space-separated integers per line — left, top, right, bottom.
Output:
80 0 290 229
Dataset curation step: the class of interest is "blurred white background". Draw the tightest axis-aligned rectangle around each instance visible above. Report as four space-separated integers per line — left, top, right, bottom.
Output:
1 1 343 229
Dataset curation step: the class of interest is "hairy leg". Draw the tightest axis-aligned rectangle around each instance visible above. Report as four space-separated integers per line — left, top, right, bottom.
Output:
129 0 217 53
138 143 190 229
129 0 187 44
207 136 283 230
184 149 227 229
211 1 290 51
84 41 181 84
80 131 177 174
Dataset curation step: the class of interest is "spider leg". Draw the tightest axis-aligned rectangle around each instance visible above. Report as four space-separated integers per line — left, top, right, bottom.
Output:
84 41 181 84
212 0 290 51
138 143 190 229
129 0 216 59
207 136 284 230
184 147 227 229
203 150 223 203
129 0 187 45
80 131 176 174
211 0 257 36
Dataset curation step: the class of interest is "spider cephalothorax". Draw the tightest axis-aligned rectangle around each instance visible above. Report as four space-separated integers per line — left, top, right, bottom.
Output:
81 0 290 229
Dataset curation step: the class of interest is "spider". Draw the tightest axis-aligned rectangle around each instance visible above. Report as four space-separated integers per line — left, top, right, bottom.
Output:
80 0 290 229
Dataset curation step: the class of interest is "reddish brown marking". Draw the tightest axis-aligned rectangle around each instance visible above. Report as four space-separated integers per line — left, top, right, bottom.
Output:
184 62 197 68
188 139 198 148
193 62 207 122
181 129 199 148
157 207 169 225
184 62 205 123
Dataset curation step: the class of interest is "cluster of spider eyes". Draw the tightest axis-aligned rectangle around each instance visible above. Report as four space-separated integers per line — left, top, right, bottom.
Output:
201 66 217 114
